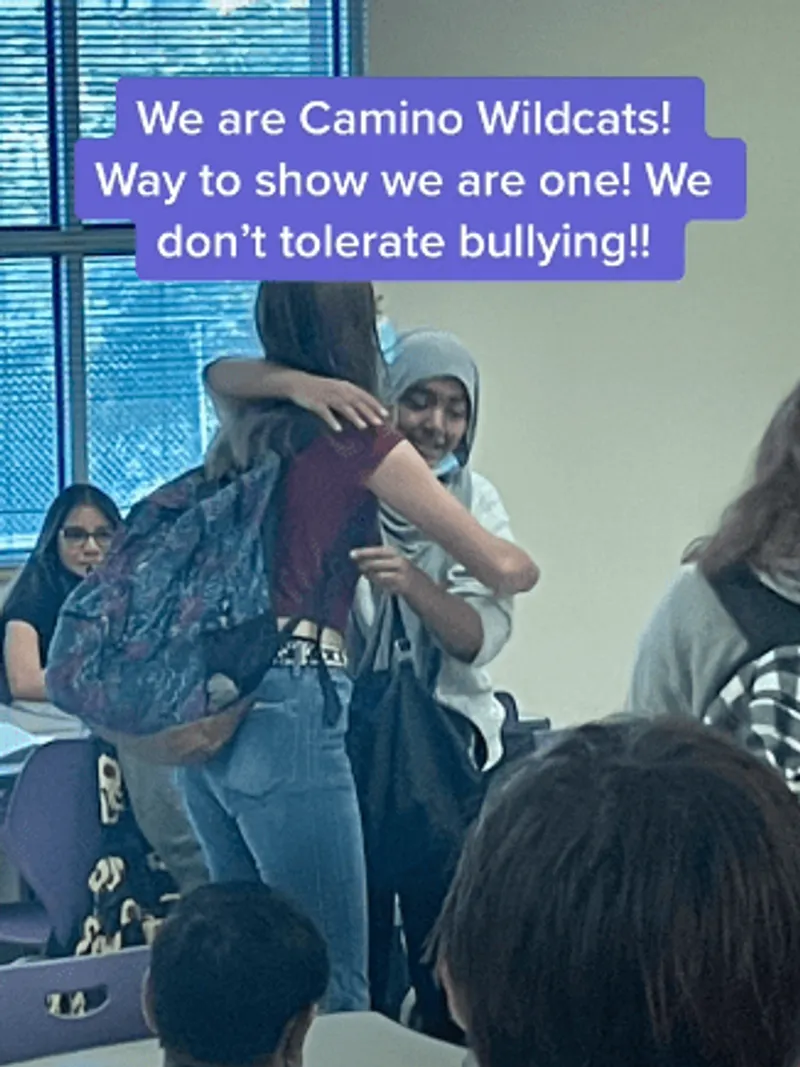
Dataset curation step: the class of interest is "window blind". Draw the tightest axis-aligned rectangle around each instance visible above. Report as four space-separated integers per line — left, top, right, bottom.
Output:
0 0 357 558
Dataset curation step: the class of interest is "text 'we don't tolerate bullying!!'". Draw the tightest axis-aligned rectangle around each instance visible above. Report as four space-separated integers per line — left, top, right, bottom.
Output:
75 76 747 282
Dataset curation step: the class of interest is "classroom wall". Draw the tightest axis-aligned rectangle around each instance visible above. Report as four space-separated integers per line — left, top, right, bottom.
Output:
368 0 800 723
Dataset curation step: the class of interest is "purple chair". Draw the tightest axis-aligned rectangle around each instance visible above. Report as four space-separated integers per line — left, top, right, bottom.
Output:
0 945 152 1063
0 738 102 951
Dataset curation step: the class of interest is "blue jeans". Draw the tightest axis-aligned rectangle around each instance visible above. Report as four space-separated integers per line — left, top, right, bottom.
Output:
179 664 369 1012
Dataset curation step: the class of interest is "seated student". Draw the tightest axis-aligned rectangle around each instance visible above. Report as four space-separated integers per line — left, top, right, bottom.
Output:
628 380 800 787
145 882 329 1067
145 881 465 1067
433 715 800 1067
0 485 121 713
0 485 207 904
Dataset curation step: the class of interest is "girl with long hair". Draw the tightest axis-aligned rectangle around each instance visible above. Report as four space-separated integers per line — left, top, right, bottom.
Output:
186 282 539 1014
1 484 121 708
630 380 800 720
0 484 207 899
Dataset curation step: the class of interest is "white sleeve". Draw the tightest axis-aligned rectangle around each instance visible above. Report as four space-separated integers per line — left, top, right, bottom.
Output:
445 473 515 669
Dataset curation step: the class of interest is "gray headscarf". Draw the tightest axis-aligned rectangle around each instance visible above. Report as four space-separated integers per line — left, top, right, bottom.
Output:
382 329 479 466
352 329 481 680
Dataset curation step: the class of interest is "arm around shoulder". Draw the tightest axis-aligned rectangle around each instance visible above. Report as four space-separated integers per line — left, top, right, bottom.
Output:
205 357 317 403
365 441 540 598
204 358 387 433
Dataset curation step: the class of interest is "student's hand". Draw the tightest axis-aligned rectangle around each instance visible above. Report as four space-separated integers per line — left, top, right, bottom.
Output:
292 375 388 433
350 546 419 596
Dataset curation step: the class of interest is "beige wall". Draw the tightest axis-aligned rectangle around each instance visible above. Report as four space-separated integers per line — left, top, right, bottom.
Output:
368 0 800 723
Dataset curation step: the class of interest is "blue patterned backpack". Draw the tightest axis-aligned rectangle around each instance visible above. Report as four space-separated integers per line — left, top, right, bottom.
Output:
46 454 294 764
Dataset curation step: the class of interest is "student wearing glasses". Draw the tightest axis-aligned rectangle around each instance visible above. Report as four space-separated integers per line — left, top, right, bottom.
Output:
0 484 120 708
0 484 207 899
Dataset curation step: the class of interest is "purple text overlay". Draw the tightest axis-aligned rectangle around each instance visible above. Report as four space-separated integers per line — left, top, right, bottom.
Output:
75 77 746 282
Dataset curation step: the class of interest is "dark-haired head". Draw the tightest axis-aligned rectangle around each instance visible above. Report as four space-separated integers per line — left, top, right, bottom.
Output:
146 882 329 1067
255 282 380 396
0 485 120 680
434 715 800 1067
33 484 121 579
696 381 800 576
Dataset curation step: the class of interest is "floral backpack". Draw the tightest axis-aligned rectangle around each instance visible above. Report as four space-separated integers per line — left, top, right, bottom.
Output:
46 454 298 765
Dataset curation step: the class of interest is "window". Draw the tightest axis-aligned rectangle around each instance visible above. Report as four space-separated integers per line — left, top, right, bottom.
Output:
0 0 361 558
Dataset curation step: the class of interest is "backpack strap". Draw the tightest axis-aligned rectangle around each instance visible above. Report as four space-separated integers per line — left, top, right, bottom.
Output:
708 562 800 665
293 508 366 727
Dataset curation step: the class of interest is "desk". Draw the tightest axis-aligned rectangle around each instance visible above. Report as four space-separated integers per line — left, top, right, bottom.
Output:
0 704 87 744
19 1013 467 1067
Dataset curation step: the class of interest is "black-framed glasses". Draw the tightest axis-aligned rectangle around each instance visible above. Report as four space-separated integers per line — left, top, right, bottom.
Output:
60 525 114 548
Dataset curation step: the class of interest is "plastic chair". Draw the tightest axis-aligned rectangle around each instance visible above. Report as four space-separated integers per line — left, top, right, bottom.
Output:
0 945 152 1064
0 738 102 950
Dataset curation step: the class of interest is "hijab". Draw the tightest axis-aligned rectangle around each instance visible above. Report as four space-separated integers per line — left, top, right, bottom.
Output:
379 328 478 558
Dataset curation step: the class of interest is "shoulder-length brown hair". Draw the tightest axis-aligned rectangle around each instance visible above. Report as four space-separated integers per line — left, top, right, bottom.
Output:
697 380 800 576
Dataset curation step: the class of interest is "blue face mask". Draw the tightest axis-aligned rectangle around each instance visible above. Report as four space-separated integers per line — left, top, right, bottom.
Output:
434 453 461 479
378 315 399 361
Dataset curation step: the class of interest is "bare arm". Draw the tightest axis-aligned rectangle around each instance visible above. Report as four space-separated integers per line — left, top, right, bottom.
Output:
363 441 539 597
4 621 47 702
402 569 485 661
354 546 484 662
403 567 486 657
204 359 387 432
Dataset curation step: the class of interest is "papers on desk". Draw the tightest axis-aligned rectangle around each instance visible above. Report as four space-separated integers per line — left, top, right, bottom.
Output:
0 704 83 781
0 702 88 744
0 722 54 759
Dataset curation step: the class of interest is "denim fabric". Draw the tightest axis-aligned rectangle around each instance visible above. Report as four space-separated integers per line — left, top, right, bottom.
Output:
179 664 369 1012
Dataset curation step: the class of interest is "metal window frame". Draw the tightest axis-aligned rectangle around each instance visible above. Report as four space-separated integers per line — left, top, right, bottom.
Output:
0 0 364 516
345 0 367 76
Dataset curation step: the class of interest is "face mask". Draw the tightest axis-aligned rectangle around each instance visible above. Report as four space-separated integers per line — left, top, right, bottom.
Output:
378 315 399 361
434 453 461 478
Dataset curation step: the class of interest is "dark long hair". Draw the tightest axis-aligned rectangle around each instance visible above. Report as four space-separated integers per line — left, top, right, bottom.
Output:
255 282 380 395
207 282 382 475
697 381 800 576
0 485 121 670
30 483 121 575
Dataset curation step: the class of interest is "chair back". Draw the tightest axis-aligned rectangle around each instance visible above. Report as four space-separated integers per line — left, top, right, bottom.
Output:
0 738 102 948
0 945 151 1064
